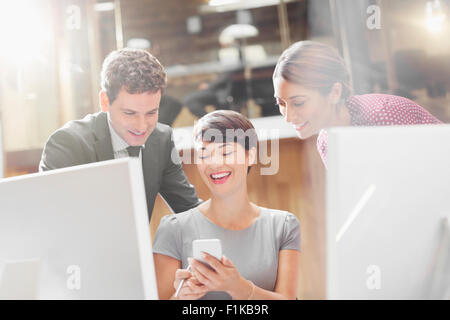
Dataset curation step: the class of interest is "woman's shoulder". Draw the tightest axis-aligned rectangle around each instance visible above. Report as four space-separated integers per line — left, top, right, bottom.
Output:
349 93 430 111
159 207 199 228
348 93 440 125
348 93 394 111
348 94 409 125
259 207 301 250
259 207 299 226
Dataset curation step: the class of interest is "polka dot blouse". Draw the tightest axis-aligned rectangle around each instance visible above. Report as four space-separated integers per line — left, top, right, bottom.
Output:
317 94 443 167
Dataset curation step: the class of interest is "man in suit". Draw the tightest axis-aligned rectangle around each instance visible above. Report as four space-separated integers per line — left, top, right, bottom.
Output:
39 48 200 220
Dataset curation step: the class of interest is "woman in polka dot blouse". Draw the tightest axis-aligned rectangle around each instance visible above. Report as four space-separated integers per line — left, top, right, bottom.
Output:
272 41 442 168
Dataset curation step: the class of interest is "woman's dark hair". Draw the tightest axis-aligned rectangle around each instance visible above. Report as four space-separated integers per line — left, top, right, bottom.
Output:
193 110 258 173
273 41 352 101
101 48 167 104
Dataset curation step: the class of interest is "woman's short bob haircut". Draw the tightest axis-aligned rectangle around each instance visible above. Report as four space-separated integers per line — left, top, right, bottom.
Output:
193 110 258 173
273 40 352 102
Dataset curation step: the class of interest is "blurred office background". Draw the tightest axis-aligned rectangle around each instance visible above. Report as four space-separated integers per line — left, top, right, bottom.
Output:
0 0 449 298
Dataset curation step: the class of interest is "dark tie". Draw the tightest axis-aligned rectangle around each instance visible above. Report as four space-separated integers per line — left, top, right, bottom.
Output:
126 146 142 157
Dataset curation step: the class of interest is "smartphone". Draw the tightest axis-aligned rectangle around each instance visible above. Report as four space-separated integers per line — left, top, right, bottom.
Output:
192 239 222 266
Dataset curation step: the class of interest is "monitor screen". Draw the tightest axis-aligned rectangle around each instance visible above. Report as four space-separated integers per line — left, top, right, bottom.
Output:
326 125 450 299
0 158 158 299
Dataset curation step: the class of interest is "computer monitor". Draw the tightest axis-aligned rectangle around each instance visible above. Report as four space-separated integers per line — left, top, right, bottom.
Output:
0 158 158 299
326 125 450 299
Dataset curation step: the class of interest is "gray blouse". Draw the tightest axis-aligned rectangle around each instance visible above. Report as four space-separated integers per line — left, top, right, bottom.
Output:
152 206 301 300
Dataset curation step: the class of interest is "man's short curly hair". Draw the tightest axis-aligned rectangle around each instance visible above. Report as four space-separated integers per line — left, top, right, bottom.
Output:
101 48 167 104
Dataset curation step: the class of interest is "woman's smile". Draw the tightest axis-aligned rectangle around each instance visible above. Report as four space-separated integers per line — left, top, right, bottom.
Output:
294 121 309 132
209 171 232 184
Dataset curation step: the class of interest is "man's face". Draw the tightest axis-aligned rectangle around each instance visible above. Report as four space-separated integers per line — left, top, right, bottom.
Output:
100 87 161 146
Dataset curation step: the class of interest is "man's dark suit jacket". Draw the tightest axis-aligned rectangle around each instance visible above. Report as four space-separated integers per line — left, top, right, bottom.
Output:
39 112 200 221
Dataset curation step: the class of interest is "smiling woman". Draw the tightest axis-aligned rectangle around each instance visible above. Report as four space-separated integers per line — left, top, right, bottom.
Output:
192 112 257 198
193 110 258 172
152 110 301 300
273 41 442 167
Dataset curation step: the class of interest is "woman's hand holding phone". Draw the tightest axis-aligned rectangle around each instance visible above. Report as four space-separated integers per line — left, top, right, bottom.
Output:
173 239 252 299
188 253 252 299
